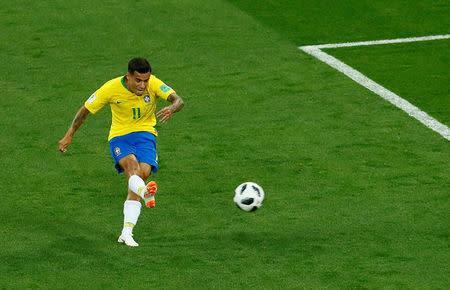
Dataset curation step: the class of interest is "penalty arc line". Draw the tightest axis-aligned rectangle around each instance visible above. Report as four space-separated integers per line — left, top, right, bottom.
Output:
299 35 450 141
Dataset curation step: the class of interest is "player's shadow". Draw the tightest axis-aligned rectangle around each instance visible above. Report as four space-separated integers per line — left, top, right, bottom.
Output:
149 229 328 260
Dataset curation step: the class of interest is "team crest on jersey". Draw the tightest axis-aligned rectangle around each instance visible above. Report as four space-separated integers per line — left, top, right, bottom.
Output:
114 147 121 156
143 95 151 103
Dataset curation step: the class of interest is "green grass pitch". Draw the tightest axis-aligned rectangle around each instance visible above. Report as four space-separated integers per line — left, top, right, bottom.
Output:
1 0 449 288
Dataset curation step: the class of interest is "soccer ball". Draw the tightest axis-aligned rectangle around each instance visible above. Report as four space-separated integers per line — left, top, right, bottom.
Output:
234 182 265 212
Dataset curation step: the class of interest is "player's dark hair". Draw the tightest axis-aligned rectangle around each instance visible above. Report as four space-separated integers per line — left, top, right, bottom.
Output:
128 58 151 74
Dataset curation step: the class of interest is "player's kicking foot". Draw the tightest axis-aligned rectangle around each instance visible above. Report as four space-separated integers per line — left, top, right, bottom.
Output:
118 234 139 247
142 181 157 208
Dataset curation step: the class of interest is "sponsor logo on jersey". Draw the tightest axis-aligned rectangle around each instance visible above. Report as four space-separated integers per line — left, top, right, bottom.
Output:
159 84 172 93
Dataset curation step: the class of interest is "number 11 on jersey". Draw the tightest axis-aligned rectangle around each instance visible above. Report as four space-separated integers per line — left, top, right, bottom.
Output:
132 108 141 119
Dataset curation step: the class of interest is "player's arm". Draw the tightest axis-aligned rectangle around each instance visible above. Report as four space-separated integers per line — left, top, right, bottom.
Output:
58 105 90 153
157 92 185 123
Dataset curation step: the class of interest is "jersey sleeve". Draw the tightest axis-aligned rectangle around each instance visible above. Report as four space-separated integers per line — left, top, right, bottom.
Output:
152 76 175 100
84 86 110 114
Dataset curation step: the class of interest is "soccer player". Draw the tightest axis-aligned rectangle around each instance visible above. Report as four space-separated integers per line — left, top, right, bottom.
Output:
58 58 184 247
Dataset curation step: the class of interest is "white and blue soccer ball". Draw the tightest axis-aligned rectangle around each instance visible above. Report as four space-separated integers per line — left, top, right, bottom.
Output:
234 182 265 212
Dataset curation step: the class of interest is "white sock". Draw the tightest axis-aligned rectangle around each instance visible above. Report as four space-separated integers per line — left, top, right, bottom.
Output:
129 174 146 198
122 200 142 236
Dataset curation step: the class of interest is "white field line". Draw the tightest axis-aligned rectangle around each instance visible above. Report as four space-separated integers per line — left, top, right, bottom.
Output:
307 34 450 49
299 35 450 141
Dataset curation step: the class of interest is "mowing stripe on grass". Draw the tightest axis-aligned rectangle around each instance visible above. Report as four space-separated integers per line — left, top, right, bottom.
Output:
299 35 450 141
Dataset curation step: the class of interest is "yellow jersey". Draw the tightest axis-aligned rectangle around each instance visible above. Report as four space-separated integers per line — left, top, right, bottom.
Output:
84 75 175 140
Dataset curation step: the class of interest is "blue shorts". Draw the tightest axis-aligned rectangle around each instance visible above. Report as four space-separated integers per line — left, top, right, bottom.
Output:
109 132 158 174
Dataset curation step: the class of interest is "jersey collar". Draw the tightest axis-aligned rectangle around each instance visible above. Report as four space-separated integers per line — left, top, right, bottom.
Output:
121 76 133 93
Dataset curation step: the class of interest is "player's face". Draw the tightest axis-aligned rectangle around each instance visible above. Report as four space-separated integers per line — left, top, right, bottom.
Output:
126 71 151 96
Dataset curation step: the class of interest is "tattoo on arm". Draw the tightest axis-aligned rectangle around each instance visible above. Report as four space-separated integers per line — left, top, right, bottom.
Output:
72 116 81 128
167 93 185 113
69 106 89 136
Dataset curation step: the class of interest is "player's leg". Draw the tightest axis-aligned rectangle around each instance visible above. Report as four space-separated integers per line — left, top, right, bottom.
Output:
121 158 156 207
138 162 152 181
120 154 145 200
110 135 145 246
117 155 156 246
116 154 143 246
120 156 156 202
111 132 158 247
133 132 159 208
136 162 157 208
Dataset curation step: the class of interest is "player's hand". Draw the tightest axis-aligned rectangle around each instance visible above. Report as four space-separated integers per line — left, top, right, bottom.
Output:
157 107 173 123
58 136 72 153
